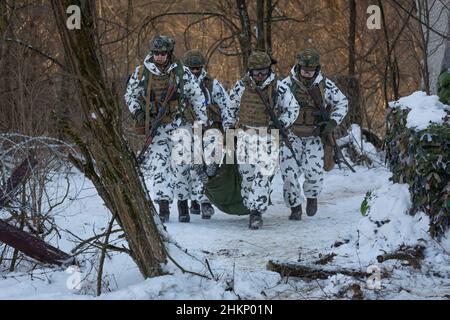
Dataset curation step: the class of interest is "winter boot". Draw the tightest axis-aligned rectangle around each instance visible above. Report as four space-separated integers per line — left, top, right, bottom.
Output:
201 202 215 220
159 200 170 223
178 200 190 223
289 204 302 221
306 198 318 216
248 210 263 230
190 200 201 215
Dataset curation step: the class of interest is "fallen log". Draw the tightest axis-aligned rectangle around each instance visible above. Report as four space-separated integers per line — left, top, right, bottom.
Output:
376 245 425 269
0 219 74 266
0 155 74 267
267 260 369 280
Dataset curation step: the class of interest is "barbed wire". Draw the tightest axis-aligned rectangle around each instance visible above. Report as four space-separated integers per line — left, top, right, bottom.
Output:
0 133 89 270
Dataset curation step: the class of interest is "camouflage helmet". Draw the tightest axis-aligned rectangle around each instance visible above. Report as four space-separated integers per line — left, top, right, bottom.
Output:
183 50 205 68
248 51 272 70
149 35 175 53
297 48 320 68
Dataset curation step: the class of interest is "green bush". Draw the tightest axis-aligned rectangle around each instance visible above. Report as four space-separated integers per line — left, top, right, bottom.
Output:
360 191 373 217
385 105 450 237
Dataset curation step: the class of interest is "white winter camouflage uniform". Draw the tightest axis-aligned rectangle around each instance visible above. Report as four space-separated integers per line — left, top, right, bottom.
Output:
281 68 348 207
189 68 231 203
228 72 299 213
125 54 207 202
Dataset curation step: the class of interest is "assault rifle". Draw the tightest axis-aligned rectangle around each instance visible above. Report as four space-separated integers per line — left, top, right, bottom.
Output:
307 85 355 173
254 85 303 169
137 82 177 164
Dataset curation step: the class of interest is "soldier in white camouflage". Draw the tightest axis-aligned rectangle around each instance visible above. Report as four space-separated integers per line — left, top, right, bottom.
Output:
182 49 232 219
281 48 348 220
228 51 299 230
125 35 207 223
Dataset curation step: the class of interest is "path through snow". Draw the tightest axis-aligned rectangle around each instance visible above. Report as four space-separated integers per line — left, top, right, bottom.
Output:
1 165 449 299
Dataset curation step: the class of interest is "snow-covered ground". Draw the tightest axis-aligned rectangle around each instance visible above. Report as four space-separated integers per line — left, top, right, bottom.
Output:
1 163 449 300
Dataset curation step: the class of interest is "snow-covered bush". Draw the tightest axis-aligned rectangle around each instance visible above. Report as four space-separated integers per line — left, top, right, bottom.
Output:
386 91 449 236
334 182 430 265
337 124 384 167
356 183 430 262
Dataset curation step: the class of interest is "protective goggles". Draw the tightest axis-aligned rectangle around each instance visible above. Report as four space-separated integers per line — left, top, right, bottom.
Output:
153 51 168 56
250 68 271 77
300 66 317 72
190 66 203 72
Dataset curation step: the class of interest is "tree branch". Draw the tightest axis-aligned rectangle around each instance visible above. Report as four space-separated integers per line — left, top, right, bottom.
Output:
2 38 67 70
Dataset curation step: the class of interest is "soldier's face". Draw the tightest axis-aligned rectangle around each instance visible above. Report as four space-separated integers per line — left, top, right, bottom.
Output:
251 68 270 83
153 51 169 65
300 67 316 79
190 66 202 77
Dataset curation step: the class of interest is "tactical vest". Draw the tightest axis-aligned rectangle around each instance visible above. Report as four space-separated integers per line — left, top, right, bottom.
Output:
290 77 326 137
238 77 277 128
202 76 223 130
139 66 179 125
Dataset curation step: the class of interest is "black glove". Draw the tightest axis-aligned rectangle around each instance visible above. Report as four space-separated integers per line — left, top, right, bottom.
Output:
312 124 323 137
321 119 337 135
133 109 145 126
314 119 337 137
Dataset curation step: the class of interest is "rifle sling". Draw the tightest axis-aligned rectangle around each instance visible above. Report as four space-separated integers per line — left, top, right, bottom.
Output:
145 72 153 137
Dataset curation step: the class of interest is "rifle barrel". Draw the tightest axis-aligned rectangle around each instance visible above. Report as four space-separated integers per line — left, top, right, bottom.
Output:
254 86 303 169
137 83 177 164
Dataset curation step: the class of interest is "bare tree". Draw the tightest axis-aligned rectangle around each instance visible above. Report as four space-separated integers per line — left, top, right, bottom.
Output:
416 0 449 94
50 0 167 278
256 0 265 51
255 0 274 55
348 0 356 76
236 0 252 68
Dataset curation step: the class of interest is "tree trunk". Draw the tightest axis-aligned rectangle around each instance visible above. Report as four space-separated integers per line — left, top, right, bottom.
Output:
267 260 370 280
236 0 252 72
0 1 7 33
0 156 38 207
256 0 265 51
265 0 273 56
416 0 431 95
50 0 167 278
422 0 450 94
348 0 357 76
443 15 450 70
379 0 400 101
0 1 12 133
330 75 362 136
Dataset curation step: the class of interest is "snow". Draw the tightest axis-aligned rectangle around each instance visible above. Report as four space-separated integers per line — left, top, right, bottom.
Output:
1 160 450 300
334 182 430 265
337 124 383 166
389 91 448 130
